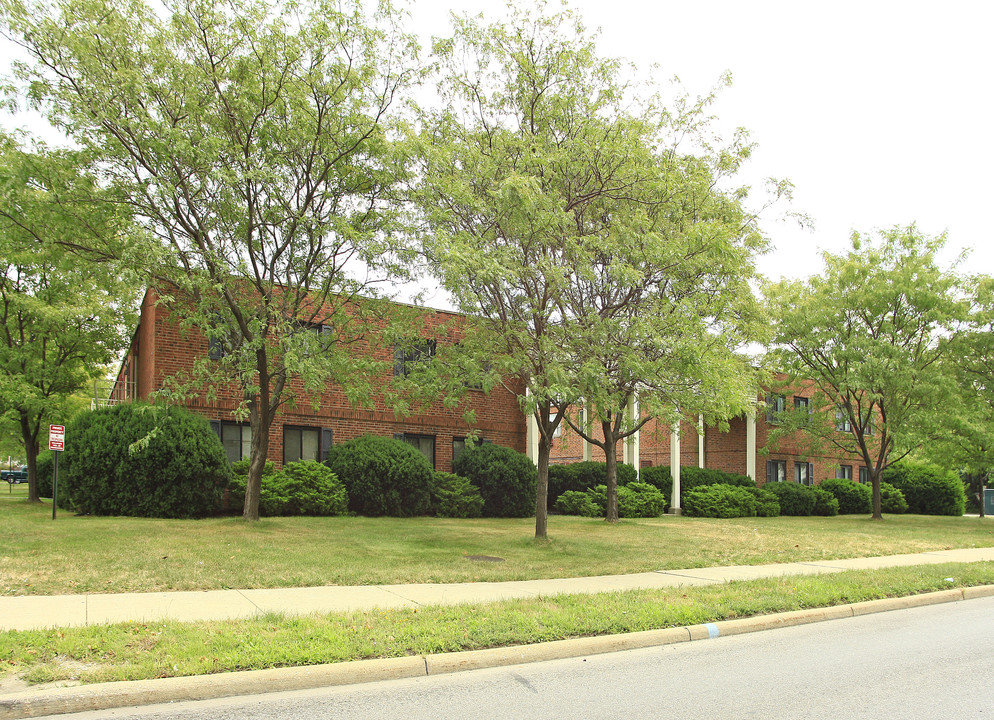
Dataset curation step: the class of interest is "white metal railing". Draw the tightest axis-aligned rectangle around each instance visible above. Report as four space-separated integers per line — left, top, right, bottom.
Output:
91 378 136 410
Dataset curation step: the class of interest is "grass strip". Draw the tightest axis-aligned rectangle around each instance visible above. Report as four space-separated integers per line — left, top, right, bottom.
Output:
2 561 992 687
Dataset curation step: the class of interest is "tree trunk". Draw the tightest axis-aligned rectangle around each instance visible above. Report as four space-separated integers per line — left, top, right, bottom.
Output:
242 402 271 522
870 471 883 520
603 421 619 523
19 412 41 504
535 435 550 540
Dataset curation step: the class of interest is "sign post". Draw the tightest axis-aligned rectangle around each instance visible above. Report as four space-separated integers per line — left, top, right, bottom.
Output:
49 425 65 520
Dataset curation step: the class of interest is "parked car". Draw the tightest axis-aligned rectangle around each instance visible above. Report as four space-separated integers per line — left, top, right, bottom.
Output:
1 466 28 483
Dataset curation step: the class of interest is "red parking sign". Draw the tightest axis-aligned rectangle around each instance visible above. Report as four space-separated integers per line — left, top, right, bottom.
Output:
49 425 65 452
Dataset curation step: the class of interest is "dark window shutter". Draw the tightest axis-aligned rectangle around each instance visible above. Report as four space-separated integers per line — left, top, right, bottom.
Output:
208 336 224 360
320 428 333 462
210 420 221 438
766 461 773 484
393 433 404 441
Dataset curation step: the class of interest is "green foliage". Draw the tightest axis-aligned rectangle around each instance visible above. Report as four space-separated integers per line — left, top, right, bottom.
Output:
879 482 909 514
429 472 484 519
763 482 816 516
765 226 968 518
59 403 231 518
882 462 965 516
819 478 873 515
811 487 840 517
683 484 759 519
34 450 54 498
743 486 781 517
224 459 276 513
257 461 347 517
617 482 667 518
325 435 432 517
547 461 636 505
553 490 602 517
641 465 754 508
452 443 536 518
3 0 420 519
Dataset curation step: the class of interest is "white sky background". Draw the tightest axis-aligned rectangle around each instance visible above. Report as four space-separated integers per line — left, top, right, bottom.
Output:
1 0 990 292
407 0 994 286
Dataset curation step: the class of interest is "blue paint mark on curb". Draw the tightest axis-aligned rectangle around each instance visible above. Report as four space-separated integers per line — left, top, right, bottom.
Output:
705 623 720 639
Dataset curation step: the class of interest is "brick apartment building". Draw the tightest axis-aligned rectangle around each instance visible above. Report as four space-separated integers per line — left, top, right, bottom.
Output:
110 289 527 472
111 289 867 486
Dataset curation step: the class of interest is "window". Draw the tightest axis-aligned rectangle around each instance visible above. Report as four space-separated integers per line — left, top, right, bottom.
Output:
836 465 853 480
284 426 332 465
794 461 815 486
550 413 562 438
452 436 489 468
393 339 437 377
766 395 786 423
395 433 436 468
861 419 875 437
835 410 852 432
766 459 786 484
859 466 871 484
211 421 252 463
794 396 812 424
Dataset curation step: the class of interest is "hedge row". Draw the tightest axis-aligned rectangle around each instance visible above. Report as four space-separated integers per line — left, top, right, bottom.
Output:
882 461 965 516
639 465 754 510
554 482 666 518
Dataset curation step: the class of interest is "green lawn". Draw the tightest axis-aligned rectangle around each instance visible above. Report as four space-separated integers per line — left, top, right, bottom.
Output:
3 496 993 596
3 562 993 687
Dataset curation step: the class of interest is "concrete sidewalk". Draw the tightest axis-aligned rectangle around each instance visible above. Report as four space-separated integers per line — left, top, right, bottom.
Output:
4 547 994 632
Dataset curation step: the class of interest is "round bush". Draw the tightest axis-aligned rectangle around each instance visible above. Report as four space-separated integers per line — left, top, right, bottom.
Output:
819 478 872 514
225 458 277 513
429 472 484 518
880 481 908 514
35 451 55 498
882 462 964 516
258 460 347 517
547 461 637 506
59 403 231 518
325 435 432 517
811 487 840 516
744 486 781 517
453 443 536 518
683 484 758 518
554 490 602 517
763 482 816 516
617 482 667 518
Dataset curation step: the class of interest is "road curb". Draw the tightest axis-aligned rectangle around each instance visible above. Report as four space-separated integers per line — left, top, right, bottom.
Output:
0 587 988 719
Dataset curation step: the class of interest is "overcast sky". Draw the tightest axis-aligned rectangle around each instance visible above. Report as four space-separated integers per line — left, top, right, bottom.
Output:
2 0 989 290
409 0 993 285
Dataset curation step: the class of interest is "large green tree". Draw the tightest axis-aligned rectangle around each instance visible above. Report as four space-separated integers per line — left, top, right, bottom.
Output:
415 3 772 534
0 137 137 503
765 226 967 519
3 0 420 519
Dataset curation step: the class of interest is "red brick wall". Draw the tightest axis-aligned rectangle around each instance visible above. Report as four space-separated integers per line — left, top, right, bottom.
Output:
123 289 527 471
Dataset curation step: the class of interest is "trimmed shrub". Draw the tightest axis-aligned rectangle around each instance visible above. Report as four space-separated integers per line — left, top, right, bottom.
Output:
325 435 432 517
453 443 536 518
811 487 840 516
35 451 55 499
225 458 277 513
642 465 754 508
744 486 781 517
763 482 816 516
882 462 965 516
429 472 484 518
683 484 758 518
617 482 667 518
58 403 231 518
819 478 872 514
547 461 637 506
880 481 909 514
554 490 602 517
258 461 347 517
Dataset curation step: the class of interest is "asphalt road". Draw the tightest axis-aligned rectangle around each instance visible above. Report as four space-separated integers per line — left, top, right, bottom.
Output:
43 596 994 720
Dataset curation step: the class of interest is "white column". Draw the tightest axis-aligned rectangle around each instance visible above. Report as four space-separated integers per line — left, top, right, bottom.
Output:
526 390 539 467
746 409 757 483
669 420 681 514
624 396 639 477
698 414 706 469
582 404 593 462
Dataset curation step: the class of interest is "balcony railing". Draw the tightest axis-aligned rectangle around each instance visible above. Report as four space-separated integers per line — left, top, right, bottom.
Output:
91 378 136 410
